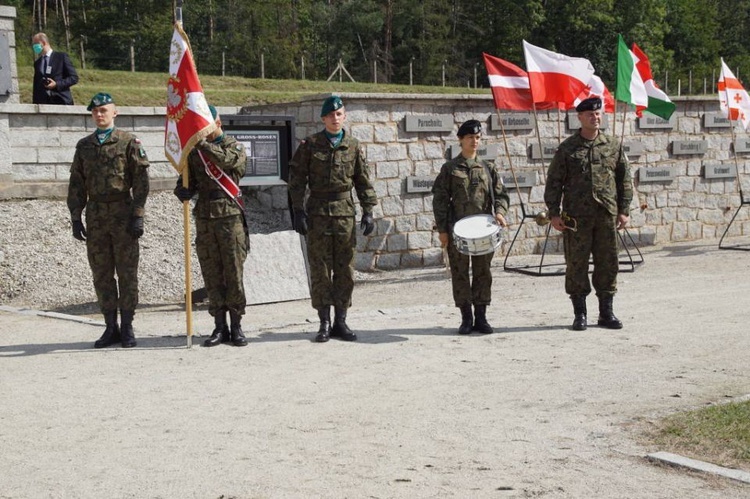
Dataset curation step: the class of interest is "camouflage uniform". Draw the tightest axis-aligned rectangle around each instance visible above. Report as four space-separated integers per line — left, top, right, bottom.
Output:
544 130 633 297
432 156 509 307
181 135 248 318
288 130 377 310
67 128 150 314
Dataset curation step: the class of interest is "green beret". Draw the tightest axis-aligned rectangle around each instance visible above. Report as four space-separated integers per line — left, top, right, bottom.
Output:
87 92 114 111
575 97 602 113
208 104 218 120
321 95 344 117
457 119 482 137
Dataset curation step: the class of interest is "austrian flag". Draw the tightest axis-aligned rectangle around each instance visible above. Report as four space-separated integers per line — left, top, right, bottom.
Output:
482 52 556 111
164 23 216 174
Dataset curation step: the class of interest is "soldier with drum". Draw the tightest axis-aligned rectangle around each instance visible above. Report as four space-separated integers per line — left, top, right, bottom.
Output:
432 119 510 335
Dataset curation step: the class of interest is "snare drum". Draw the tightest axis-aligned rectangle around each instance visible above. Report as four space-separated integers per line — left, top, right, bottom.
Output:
452 214 502 256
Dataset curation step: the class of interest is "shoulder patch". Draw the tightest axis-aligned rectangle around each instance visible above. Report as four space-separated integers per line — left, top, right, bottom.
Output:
235 144 243 151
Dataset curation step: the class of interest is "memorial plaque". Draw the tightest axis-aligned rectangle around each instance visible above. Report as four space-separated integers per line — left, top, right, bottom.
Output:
638 112 676 129
529 143 558 160
622 142 644 157
405 114 454 133
567 113 609 130
704 164 738 179
501 171 538 189
490 113 535 131
672 140 708 155
638 166 675 182
703 113 732 128
406 176 435 193
733 139 750 153
447 143 499 160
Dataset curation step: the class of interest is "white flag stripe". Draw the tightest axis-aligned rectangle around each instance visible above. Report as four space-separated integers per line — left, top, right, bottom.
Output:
488 74 530 89
522 40 594 77
627 50 649 107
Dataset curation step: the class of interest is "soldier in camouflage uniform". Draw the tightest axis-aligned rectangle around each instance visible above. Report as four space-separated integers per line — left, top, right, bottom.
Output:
544 97 633 331
288 95 378 343
432 119 509 335
174 105 249 347
67 92 150 348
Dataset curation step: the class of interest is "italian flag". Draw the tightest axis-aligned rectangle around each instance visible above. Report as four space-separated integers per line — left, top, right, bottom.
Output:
616 35 675 120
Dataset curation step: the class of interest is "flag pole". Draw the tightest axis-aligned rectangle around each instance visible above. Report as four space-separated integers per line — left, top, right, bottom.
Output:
495 108 529 214
531 102 547 185
176 0 193 349
728 117 745 200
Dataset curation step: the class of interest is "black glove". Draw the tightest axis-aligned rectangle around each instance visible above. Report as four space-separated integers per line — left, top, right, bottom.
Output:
293 210 308 236
360 212 375 236
128 216 144 238
174 186 194 202
72 220 87 241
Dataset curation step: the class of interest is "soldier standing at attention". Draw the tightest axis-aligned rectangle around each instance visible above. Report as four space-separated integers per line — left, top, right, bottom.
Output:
544 97 633 331
173 105 250 347
432 119 509 335
288 95 378 343
67 93 150 348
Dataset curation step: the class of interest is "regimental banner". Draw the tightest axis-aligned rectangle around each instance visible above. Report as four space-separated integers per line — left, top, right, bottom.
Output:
446 143 499 160
704 164 738 179
567 112 609 131
529 143 558 160
703 113 732 129
733 139 750 153
638 166 675 182
638 112 676 129
672 140 708 155
406 176 436 193
501 171 538 189
622 142 644 157
489 113 535 131
404 114 454 133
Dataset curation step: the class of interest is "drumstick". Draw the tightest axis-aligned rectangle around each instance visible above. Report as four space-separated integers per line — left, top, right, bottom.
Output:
442 245 451 276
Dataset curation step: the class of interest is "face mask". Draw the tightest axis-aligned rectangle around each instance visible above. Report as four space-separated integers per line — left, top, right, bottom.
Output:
32 43 42 55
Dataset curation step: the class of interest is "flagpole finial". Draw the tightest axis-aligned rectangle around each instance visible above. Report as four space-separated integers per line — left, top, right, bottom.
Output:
175 0 184 25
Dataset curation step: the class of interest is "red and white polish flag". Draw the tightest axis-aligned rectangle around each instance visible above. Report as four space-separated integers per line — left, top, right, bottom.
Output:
522 40 596 108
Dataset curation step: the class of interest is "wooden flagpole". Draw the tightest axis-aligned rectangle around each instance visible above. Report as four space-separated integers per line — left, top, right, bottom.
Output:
495 108 528 210
176 0 193 348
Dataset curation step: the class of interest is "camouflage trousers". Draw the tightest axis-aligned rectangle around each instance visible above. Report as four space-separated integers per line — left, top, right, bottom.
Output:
563 206 618 297
85 202 139 314
195 215 248 317
306 215 355 310
447 236 494 308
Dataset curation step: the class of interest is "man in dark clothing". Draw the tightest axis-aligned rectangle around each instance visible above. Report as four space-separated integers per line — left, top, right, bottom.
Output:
32 33 78 105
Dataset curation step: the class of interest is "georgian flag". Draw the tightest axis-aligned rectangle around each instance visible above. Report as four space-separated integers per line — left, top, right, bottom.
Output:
574 75 616 113
522 40 595 108
718 58 750 130
164 23 217 174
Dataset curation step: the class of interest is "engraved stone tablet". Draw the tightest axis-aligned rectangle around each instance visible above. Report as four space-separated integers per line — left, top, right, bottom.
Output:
406 175 436 193
490 113 535 131
638 166 675 182
404 114 454 133
704 113 732 128
704 164 737 179
623 142 644 157
672 140 708 155
638 112 676 129
447 143 499 160
501 171 538 189
733 139 750 153
529 143 558 160
567 113 609 130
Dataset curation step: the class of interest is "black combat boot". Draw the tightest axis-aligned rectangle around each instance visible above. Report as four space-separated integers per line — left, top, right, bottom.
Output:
458 304 473 335
331 307 357 341
571 295 587 331
120 310 137 348
204 309 230 347
314 306 331 343
597 295 623 329
94 310 120 348
473 304 494 334
229 310 248 347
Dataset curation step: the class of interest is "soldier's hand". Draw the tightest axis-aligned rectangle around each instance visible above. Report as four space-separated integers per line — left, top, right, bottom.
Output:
438 232 449 247
174 186 194 202
293 210 308 236
551 215 566 232
360 212 375 236
72 220 87 241
128 216 144 238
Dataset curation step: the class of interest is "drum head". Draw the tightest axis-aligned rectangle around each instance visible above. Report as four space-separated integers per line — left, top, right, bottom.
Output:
453 214 499 238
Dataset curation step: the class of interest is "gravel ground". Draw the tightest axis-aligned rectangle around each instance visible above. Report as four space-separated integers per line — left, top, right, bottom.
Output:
0 191 293 312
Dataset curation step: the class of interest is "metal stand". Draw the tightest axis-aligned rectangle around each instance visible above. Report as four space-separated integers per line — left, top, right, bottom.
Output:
718 196 750 251
503 204 644 276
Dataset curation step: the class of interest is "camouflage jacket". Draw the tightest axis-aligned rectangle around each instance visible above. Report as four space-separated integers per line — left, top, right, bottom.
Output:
432 155 510 233
544 131 633 218
67 128 150 221
288 130 378 217
183 134 247 219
